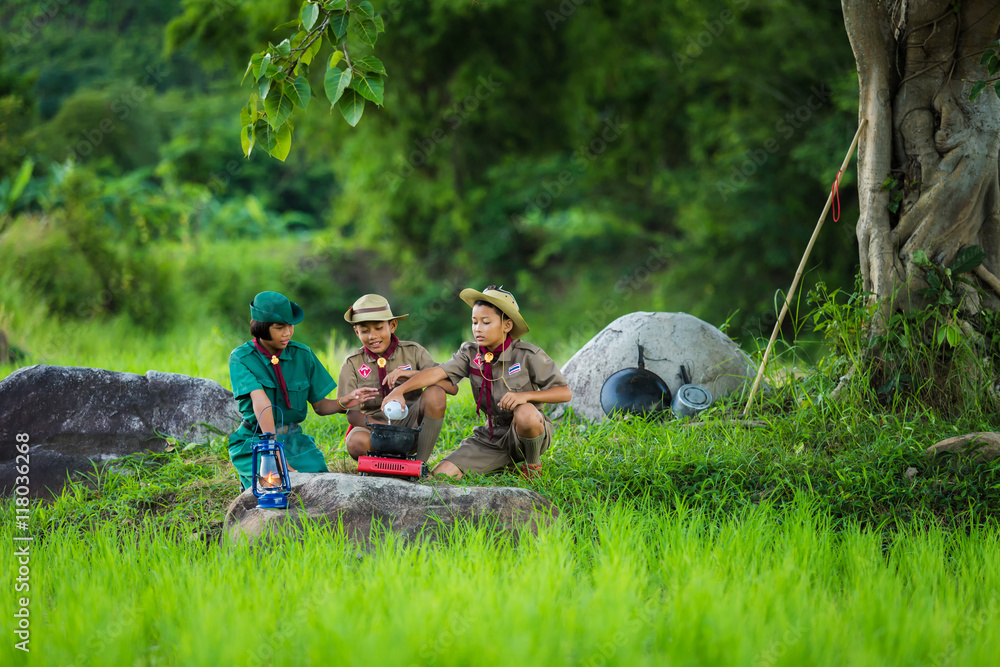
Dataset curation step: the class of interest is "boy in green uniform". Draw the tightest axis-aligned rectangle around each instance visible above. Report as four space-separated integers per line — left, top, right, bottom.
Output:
228 291 378 489
382 286 571 479
338 294 456 463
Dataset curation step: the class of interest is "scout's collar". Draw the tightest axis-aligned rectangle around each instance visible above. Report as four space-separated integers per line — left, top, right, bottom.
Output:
252 338 291 408
470 336 513 438
364 334 400 398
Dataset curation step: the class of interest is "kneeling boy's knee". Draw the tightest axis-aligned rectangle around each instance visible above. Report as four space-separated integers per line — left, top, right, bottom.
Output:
423 385 448 415
513 403 543 430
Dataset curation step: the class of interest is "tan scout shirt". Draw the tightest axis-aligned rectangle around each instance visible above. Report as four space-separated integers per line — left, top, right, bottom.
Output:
438 340 567 436
338 340 437 419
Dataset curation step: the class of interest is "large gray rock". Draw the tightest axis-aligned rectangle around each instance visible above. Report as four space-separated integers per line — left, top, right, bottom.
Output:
224 472 556 545
554 312 756 421
925 432 1000 463
0 365 239 495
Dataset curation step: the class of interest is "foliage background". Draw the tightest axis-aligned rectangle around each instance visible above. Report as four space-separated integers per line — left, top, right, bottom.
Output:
1 0 859 367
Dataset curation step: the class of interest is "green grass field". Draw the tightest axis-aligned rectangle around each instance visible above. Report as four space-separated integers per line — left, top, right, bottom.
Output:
4 302 1000 665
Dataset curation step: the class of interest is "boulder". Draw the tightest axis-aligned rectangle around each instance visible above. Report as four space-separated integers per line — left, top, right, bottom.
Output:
224 472 556 545
924 432 1000 463
0 365 240 496
554 312 756 422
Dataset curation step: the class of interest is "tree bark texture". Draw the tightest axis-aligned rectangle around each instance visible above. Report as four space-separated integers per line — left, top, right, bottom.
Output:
842 0 1000 322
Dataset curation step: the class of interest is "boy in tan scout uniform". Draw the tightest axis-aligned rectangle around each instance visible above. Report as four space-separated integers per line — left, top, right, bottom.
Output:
382 286 571 479
338 294 457 463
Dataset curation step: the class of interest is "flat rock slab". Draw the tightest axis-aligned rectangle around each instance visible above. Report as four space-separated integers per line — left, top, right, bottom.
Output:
554 312 756 421
224 472 557 545
0 365 239 495
925 432 1000 463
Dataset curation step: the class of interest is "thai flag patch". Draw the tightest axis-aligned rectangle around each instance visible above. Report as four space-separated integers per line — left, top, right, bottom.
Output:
358 364 372 378
473 353 482 367
397 364 412 371
508 363 521 375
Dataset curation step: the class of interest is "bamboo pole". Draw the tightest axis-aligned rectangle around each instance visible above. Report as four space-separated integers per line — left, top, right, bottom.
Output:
742 119 868 417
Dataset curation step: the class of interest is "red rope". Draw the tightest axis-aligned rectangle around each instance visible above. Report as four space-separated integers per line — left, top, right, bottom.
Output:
831 169 843 222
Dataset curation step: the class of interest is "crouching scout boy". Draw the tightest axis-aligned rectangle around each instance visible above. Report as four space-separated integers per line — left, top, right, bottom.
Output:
382 285 571 479
228 291 379 489
338 294 457 462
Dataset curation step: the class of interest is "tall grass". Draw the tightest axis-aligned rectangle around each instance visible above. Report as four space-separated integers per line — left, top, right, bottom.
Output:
3 497 998 666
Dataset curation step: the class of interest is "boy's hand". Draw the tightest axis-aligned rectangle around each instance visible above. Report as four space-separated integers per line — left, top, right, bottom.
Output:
381 390 406 413
343 387 380 409
498 392 530 411
383 368 415 388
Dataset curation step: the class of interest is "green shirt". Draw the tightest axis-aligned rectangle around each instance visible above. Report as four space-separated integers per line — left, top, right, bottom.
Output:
229 340 336 429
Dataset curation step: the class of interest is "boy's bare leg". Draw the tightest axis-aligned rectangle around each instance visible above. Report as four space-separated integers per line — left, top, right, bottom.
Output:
432 460 463 480
346 429 372 460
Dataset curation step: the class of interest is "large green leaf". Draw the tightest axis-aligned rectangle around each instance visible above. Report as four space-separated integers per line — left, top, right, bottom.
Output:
275 38 291 58
350 72 384 106
258 77 271 100
324 66 352 106
353 56 386 75
240 101 254 126
264 89 294 128
300 2 319 31
354 1 375 20
351 18 378 46
254 120 276 154
328 11 349 40
949 245 986 275
241 124 254 158
287 76 312 110
338 89 365 127
324 0 347 9
270 122 293 162
252 53 270 81
970 80 987 101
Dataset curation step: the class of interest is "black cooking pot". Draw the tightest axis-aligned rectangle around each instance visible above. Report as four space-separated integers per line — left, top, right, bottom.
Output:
366 419 421 456
600 344 672 417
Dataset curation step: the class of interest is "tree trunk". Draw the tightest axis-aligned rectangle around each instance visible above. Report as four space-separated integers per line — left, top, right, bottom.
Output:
842 0 1000 324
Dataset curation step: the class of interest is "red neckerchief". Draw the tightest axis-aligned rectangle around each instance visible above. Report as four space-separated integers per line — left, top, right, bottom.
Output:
470 336 513 438
253 338 291 409
364 334 400 398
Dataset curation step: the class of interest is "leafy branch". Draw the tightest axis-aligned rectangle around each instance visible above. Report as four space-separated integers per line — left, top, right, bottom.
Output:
969 38 1000 100
240 0 387 161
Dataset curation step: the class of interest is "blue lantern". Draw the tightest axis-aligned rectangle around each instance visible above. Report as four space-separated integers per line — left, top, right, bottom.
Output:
251 433 291 509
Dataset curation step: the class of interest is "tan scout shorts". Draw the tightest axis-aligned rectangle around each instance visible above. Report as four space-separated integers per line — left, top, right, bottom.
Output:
346 395 424 453
443 419 553 474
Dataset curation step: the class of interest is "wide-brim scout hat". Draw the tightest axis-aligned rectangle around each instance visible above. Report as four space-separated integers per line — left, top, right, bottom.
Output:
459 285 529 339
344 294 409 324
250 291 304 324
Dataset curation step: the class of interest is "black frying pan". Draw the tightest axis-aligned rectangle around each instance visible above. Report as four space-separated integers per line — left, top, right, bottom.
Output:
600 344 672 417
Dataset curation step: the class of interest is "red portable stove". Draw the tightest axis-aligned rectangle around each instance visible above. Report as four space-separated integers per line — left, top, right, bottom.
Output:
357 420 426 481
